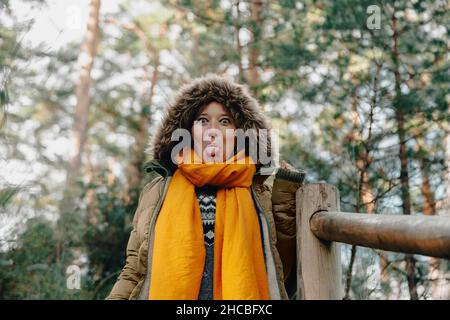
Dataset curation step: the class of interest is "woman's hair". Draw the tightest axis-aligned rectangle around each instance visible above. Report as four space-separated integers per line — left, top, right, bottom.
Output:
148 73 273 172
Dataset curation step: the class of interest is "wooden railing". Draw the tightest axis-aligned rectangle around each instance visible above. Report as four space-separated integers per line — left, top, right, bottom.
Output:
295 183 450 300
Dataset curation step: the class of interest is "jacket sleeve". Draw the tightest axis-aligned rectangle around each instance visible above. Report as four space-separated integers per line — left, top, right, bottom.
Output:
271 167 305 285
105 184 149 300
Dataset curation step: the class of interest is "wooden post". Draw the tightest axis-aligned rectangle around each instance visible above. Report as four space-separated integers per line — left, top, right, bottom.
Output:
296 183 343 299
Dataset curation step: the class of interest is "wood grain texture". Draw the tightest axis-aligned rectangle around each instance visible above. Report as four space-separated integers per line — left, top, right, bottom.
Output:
296 183 343 300
310 211 450 259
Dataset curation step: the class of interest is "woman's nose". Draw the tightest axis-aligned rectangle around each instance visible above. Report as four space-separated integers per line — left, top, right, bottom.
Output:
205 127 218 139
204 125 221 141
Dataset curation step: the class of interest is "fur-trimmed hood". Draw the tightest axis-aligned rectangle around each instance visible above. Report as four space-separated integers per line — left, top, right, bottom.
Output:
146 73 275 174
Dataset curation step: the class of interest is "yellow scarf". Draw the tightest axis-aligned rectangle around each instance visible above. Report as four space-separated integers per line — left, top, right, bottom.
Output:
148 147 270 299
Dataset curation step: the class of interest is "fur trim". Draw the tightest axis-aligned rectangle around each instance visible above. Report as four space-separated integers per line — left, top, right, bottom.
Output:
147 73 274 172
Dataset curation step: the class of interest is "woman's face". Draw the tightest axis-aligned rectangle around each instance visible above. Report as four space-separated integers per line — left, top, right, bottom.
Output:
191 102 237 163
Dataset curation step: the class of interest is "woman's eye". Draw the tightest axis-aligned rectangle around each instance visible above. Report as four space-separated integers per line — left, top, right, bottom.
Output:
196 117 208 124
220 118 231 125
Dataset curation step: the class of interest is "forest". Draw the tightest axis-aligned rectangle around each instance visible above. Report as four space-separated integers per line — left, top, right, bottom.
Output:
0 0 449 299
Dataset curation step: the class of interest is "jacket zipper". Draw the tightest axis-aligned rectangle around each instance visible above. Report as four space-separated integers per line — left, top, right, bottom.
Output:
250 183 284 299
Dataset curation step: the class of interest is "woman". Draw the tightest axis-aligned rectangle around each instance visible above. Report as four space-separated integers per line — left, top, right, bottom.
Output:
106 74 305 300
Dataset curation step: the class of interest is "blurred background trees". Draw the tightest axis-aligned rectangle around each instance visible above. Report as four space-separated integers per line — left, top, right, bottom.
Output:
0 0 448 299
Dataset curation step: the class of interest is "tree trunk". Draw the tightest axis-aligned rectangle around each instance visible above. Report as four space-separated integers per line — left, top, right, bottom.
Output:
248 0 262 101
442 101 450 215
436 103 450 298
417 137 450 299
419 158 435 217
103 19 165 207
344 70 377 299
85 141 98 225
391 12 417 300
123 51 161 206
58 0 101 259
235 0 245 83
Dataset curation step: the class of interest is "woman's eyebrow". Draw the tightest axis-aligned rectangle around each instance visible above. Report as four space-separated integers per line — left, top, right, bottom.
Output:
198 112 231 117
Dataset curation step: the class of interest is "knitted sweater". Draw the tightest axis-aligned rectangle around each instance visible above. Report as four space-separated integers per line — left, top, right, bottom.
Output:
195 184 217 300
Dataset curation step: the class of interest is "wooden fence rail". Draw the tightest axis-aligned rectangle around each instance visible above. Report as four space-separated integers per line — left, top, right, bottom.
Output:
295 183 450 300
310 211 450 259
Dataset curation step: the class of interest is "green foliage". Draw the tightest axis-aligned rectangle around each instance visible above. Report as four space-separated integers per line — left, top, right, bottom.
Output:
80 169 136 299
0 217 76 299
1 0 448 300
0 187 20 208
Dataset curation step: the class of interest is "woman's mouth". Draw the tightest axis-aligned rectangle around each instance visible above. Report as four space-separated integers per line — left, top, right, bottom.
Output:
205 143 220 157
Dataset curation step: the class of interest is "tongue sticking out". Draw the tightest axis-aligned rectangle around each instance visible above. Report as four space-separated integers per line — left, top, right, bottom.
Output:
206 144 219 158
